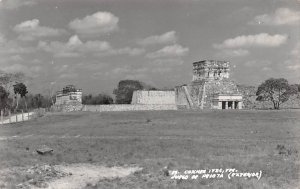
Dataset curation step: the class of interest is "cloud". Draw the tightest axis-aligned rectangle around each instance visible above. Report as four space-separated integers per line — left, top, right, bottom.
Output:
244 60 271 68
0 34 36 54
0 33 6 43
59 73 78 79
0 0 36 10
150 58 184 66
14 19 66 41
39 35 144 58
215 49 250 58
1 64 41 77
284 42 300 71
251 8 300 26
138 31 178 46
38 35 111 57
69 11 119 35
103 66 149 81
146 44 189 59
214 33 287 49
290 42 300 58
115 47 145 56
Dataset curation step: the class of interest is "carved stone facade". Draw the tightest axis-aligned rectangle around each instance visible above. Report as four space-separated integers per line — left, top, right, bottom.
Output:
192 60 230 81
175 60 243 109
54 85 83 112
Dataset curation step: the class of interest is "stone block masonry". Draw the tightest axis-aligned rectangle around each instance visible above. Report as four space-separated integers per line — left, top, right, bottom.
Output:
83 104 177 112
131 90 176 105
175 60 243 110
53 85 83 112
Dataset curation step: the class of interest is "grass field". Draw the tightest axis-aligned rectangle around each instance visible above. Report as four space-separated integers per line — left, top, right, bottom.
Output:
0 110 299 188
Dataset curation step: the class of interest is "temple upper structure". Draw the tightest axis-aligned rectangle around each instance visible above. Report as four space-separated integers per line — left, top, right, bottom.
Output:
55 85 82 105
175 60 243 110
192 60 230 81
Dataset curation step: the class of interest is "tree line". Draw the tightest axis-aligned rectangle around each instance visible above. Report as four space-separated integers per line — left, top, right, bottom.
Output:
0 71 54 114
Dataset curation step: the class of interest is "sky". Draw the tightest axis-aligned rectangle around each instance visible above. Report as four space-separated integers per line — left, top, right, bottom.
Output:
0 0 299 95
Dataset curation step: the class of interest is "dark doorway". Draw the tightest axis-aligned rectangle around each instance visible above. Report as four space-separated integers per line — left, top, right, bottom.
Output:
222 101 226 109
228 101 233 109
234 101 238 109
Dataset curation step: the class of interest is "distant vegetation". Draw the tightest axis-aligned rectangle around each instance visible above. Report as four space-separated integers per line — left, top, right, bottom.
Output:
82 94 113 105
256 78 298 109
0 71 53 114
239 78 300 110
113 80 144 104
113 80 159 104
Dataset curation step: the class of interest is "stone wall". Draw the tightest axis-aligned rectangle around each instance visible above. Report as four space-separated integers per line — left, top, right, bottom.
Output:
52 102 83 112
55 91 82 105
83 104 177 112
175 79 242 109
202 79 240 109
131 90 176 105
175 86 191 109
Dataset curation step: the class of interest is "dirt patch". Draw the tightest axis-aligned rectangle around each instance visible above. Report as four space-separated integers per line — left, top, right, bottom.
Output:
48 164 142 189
1 164 141 189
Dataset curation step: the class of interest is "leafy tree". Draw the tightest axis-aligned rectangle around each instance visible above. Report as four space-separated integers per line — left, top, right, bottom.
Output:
113 80 144 104
82 94 113 105
0 72 25 92
13 83 28 111
256 78 297 109
0 86 11 112
290 84 300 92
33 94 43 109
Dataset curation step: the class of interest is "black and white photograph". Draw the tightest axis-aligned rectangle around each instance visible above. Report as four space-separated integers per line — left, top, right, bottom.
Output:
0 0 299 188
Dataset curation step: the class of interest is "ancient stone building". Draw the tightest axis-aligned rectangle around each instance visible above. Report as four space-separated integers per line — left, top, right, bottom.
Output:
54 85 83 112
175 60 243 109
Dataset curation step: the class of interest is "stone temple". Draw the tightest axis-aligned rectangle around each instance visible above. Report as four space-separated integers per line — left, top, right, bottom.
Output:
175 60 243 109
54 85 83 112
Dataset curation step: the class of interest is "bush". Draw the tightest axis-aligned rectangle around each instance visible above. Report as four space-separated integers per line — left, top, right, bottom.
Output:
82 94 113 105
113 80 144 104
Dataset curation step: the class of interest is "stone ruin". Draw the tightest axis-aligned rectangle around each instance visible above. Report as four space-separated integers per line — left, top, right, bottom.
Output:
53 85 83 112
53 60 243 112
131 90 176 105
175 60 243 109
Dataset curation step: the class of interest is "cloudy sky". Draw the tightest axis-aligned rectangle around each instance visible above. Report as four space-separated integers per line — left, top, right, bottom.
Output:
0 0 299 94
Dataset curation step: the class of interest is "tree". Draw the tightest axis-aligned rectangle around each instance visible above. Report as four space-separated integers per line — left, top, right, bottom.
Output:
0 72 25 92
33 94 43 109
82 94 113 105
0 71 26 112
0 86 10 112
256 78 297 109
113 80 144 104
13 83 28 112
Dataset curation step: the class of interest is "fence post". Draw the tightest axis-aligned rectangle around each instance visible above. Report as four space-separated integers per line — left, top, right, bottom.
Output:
9 111 11 124
22 110 24 121
1 110 3 124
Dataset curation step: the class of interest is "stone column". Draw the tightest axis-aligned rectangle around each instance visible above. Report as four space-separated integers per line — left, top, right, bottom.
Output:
238 101 242 109
218 101 222 109
225 101 228 109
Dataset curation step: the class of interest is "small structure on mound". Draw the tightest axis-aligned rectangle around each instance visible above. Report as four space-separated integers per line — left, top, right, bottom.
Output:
54 85 83 112
175 60 243 109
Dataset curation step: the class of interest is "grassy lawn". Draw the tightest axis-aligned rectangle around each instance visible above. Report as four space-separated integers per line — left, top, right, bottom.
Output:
0 110 299 188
